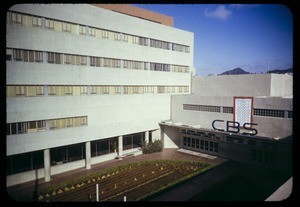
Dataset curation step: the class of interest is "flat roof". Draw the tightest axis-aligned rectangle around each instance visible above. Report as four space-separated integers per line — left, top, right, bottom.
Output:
92 4 174 27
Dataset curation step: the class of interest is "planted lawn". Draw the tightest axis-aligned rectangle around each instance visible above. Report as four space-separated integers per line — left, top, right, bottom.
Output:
36 159 211 202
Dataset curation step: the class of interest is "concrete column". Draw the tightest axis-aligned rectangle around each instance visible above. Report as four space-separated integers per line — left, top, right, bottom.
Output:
118 136 123 157
44 149 51 182
145 131 149 144
85 141 91 170
160 127 165 149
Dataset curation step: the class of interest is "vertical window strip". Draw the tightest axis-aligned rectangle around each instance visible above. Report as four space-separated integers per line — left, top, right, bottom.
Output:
79 25 86 35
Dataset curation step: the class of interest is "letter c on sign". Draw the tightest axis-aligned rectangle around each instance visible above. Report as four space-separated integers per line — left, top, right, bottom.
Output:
212 120 224 131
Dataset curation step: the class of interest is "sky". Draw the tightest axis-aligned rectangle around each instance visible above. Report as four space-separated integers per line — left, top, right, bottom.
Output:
134 4 293 76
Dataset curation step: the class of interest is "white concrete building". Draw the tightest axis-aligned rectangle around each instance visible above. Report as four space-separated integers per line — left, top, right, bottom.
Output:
160 73 293 170
6 4 194 186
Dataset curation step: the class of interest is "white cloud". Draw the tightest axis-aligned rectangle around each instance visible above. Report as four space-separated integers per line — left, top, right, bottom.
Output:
229 4 261 9
204 5 232 21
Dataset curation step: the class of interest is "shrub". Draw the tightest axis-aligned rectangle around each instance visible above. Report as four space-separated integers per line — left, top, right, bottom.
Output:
142 139 163 154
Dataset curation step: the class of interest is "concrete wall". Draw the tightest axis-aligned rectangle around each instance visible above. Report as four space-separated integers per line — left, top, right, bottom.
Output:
6 94 171 155
192 74 271 96
192 74 293 97
171 94 293 139
161 125 181 148
270 74 293 97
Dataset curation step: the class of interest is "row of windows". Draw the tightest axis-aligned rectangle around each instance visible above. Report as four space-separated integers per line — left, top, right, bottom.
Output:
180 129 221 140
253 109 285 118
182 104 292 118
6 48 190 73
183 104 221 113
7 11 190 53
251 149 276 164
6 116 87 135
6 85 189 97
183 136 219 153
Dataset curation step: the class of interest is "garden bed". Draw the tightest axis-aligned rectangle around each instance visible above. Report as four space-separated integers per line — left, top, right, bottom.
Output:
35 159 211 202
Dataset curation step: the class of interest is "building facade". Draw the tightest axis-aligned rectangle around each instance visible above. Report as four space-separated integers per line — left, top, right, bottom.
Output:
160 74 293 170
6 4 194 186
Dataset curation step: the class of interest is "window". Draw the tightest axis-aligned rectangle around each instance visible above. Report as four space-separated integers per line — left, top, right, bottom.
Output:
103 86 109 94
172 86 175 93
64 86 73 95
15 86 26 96
158 86 165 93
102 30 108 38
79 56 87 65
133 36 138 44
32 16 42 27
11 12 22 24
79 25 86 35
27 121 37 133
49 120 57 129
223 107 233 114
48 86 56 96
62 22 71 32
80 116 87 125
55 53 62 64
45 18 54 29
103 58 111 67
13 49 23 61
47 52 55 63
17 122 27 134
144 86 148 93
37 120 46 131
6 48 12 61
88 27 95 36
7 86 16 97
80 86 87 95
90 86 97 94
114 32 121 41
64 54 71 64
132 86 137 94
26 86 36 97
254 109 284 118
35 51 43 62
112 59 121 68
288 111 293 119
115 86 121 94
91 56 101 67
149 86 154 93
138 37 148 46
123 34 128 42
66 118 73 127
183 104 221 113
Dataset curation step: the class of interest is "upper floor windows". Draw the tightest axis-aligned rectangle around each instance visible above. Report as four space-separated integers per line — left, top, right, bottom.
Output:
7 48 190 74
6 116 88 136
254 109 285 118
8 48 43 63
7 85 189 98
7 10 190 54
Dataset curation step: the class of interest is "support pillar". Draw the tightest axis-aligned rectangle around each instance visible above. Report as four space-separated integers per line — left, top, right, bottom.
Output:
160 127 165 149
85 141 91 170
44 149 51 182
118 136 123 158
145 131 149 144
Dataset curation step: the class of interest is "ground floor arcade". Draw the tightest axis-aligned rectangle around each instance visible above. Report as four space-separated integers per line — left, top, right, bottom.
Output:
7 131 155 186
